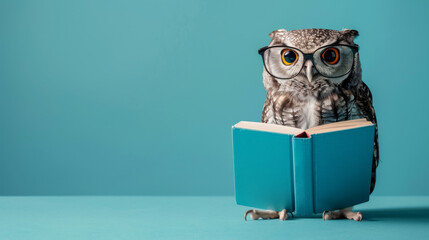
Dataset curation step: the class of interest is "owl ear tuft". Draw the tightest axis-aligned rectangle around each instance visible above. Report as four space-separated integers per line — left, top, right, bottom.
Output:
340 29 359 43
268 29 287 45
269 29 287 38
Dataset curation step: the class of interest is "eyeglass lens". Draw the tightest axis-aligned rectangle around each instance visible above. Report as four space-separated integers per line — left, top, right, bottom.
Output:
263 46 355 79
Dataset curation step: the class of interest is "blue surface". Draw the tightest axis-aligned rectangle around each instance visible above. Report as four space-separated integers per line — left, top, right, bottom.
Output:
0 196 428 239
1 0 429 195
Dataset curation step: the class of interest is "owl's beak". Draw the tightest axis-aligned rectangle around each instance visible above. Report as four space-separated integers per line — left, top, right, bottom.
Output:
304 60 315 82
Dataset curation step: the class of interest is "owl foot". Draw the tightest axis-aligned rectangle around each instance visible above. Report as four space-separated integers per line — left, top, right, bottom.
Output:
244 209 289 221
323 207 362 221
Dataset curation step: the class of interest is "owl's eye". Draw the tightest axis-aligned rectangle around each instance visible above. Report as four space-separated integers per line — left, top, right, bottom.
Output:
281 49 298 66
322 48 340 65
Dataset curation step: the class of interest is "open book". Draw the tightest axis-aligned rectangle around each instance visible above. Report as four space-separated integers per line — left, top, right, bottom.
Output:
232 119 375 217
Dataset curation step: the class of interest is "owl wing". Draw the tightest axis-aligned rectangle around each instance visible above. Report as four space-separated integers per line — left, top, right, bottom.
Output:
354 82 379 194
262 95 272 123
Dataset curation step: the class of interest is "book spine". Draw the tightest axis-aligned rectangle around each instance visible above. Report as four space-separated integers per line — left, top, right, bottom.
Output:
292 136 314 217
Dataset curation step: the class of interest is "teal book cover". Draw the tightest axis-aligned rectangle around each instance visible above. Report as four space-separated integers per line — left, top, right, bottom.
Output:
232 119 375 217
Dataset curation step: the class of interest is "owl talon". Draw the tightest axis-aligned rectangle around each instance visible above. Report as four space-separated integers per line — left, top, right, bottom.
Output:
244 209 289 221
344 211 363 221
323 207 363 221
279 209 288 220
323 210 342 220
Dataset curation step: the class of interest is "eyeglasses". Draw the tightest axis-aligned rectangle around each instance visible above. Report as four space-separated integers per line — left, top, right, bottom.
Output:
258 44 358 79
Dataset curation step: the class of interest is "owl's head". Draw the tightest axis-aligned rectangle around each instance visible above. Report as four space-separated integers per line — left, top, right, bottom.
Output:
260 28 361 91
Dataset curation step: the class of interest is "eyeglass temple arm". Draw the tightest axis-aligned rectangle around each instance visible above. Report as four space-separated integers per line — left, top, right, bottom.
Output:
258 46 269 55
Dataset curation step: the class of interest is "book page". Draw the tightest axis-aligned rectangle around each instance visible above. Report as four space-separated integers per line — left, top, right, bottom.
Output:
234 121 304 136
306 118 373 135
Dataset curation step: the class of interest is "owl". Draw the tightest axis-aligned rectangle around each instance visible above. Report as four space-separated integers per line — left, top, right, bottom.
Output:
245 28 379 221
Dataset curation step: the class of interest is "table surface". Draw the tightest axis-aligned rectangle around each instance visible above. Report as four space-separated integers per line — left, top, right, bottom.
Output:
0 196 428 239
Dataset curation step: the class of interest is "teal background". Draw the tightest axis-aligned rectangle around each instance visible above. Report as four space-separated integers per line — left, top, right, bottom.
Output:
0 0 428 195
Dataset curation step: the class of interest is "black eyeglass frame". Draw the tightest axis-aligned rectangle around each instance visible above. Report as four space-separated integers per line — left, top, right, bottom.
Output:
258 44 359 79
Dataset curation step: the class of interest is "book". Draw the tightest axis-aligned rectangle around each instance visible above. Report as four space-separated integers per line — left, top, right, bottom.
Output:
232 118 375 217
